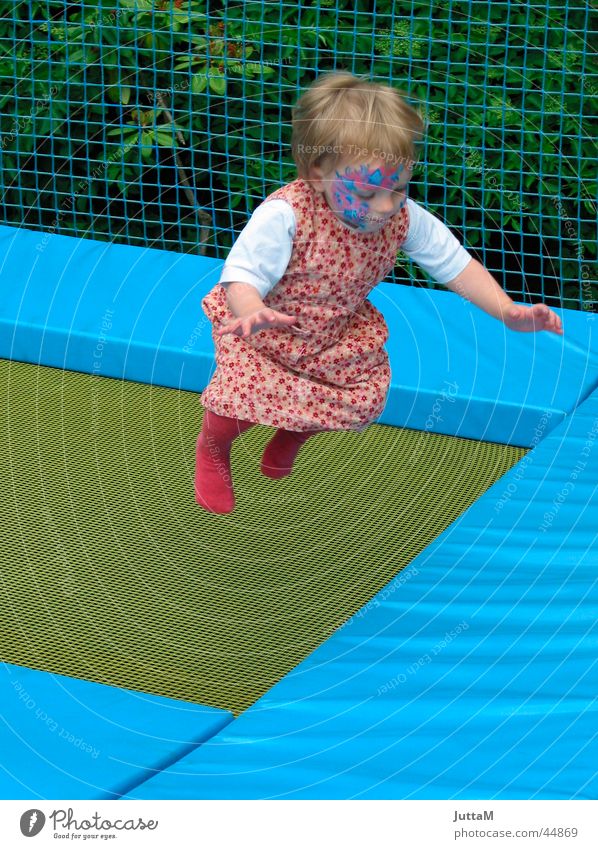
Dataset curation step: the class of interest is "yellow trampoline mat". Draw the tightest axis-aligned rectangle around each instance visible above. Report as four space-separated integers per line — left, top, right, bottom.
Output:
0 359 526 714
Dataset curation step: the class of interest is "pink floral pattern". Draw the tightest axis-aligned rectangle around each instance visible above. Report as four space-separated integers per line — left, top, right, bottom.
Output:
200 178 409 432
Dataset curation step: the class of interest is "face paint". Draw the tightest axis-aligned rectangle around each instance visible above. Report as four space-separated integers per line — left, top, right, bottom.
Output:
350 161 405 192
329 161 409 231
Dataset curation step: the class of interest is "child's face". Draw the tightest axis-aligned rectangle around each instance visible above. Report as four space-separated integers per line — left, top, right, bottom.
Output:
309 157 412 232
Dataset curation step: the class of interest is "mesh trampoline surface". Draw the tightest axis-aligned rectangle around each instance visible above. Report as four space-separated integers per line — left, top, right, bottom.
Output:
1 359 526 714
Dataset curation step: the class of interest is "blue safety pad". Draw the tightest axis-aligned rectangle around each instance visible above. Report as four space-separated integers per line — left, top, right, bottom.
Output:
0 663 232 800
125 389 598 800
372 285 598 445
1 224 596 447
0 224 222 394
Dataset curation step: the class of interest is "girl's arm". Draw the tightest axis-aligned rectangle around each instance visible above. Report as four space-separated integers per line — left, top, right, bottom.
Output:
445 258 563 335
213 202 305 339
217 281 301 339
224 281 267 318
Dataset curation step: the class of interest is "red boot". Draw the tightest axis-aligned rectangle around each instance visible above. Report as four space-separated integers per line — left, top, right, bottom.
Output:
195 410 255 514
260 428 321 479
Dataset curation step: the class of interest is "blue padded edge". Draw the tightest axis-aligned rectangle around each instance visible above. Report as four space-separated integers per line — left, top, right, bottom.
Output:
374 285 598 446
1 224 597 447
125 389 598 800
0 663 233 800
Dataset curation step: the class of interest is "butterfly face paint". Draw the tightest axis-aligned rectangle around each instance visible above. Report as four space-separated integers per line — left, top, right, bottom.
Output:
329 161 410 231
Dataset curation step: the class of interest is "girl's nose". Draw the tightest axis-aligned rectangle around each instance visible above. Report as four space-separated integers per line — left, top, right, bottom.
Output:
377 194 396 214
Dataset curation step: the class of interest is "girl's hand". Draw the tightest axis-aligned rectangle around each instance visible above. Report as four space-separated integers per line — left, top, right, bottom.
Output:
215 308 302 339
504 303 564 336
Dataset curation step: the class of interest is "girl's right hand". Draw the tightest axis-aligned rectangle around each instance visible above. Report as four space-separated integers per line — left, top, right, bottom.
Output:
215 308 302 339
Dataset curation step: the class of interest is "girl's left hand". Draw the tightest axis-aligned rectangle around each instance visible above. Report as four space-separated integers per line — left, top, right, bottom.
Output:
504 303 564 336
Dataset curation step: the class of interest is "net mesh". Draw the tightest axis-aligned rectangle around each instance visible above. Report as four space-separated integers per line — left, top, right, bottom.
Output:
1 358 526 714
0 1 595 310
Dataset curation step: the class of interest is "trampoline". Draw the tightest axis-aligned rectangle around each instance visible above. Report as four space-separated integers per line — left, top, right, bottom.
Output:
0 0 595 804
0 222 596 800
1 358 525 716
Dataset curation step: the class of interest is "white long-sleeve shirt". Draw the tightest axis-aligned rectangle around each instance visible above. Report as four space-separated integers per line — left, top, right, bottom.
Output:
218 197 473 299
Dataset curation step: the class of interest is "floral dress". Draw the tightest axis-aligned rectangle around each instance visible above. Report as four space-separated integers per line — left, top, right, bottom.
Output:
200 178 409 432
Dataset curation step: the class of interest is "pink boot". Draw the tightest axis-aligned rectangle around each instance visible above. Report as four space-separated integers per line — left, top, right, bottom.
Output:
195 410 255 514
260 428 321 479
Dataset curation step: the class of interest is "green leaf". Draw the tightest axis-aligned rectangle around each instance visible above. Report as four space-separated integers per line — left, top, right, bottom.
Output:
209 75 226 95
36 117 51 135
140 130 153 160
101 26 118 46
155 131 177 147
503 215 522 233
120 0 152 9
177 11 208 25
66 47 85 65
192 74 207 95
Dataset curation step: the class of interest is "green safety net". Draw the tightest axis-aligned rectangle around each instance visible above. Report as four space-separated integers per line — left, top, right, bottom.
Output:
0 359 526 714
0 1 595 310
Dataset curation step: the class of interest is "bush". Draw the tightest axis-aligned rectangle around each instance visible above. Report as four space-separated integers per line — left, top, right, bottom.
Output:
0 0 594 310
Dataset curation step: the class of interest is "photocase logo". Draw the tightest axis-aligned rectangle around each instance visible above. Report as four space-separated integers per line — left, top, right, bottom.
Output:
20 809 46 837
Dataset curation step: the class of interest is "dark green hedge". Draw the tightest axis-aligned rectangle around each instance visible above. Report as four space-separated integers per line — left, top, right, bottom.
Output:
0 0 595 310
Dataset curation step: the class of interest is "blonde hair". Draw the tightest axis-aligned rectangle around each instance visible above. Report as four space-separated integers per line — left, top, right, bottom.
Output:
291 71 426 179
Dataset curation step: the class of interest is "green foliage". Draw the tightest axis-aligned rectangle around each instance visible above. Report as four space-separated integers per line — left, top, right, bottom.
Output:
0 0 594 308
